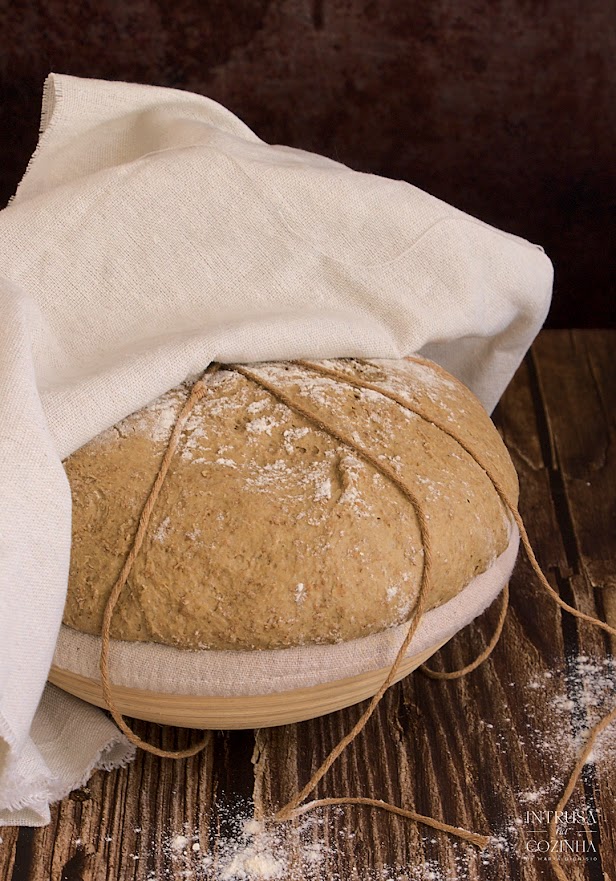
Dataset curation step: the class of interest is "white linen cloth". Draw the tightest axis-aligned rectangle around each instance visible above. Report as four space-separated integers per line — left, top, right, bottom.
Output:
0 71 553 826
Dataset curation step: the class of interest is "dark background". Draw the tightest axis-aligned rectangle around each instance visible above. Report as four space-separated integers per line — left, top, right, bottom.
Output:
1 0 614 327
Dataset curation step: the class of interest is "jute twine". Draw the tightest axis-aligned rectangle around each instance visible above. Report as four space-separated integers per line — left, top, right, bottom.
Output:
97 357 616 880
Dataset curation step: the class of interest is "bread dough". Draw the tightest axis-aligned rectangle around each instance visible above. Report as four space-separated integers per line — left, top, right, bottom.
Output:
62 358 518 651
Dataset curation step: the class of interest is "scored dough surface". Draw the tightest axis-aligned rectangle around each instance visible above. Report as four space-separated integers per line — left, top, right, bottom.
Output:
62 358 518 651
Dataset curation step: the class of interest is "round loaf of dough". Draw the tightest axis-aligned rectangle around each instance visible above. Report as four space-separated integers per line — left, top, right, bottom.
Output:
62 358 518 652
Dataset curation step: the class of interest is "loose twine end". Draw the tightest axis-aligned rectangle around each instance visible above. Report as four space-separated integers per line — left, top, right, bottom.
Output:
272 797 492 849
96 357 615 877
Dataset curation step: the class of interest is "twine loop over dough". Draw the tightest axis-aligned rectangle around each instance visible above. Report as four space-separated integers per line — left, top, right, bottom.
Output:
97 357 616 880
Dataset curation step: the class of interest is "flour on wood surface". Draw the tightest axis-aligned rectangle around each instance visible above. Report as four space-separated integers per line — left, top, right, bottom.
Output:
484 651 615 861
519 653 616 784
63 650 614 879
144 801 498 881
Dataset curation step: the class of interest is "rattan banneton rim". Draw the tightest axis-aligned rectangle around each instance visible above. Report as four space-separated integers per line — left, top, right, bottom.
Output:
48 635 450 729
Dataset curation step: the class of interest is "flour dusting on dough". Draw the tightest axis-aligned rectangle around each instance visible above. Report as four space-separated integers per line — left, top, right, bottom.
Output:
153 516 171 543
65 356 517 652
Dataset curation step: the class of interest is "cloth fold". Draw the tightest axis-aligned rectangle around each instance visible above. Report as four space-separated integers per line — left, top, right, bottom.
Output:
0 71 553 825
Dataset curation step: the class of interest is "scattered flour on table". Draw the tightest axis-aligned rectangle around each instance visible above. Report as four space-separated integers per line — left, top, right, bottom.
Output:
144 801 500 881
517 654 616 778
62 653 613 879
487 652 615 859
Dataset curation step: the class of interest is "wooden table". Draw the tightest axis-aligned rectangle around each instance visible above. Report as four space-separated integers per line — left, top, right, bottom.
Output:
2 330 614 881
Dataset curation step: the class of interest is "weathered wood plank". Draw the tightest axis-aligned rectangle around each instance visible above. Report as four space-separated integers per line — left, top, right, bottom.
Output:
532 330 616 593
532 330 616 877
583 332 616 637
494 352 571 575
5 722 218 881
0 825 19 879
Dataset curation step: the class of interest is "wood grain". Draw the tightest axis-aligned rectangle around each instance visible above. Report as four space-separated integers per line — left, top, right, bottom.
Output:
532 331 616 877
1 330 614 881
